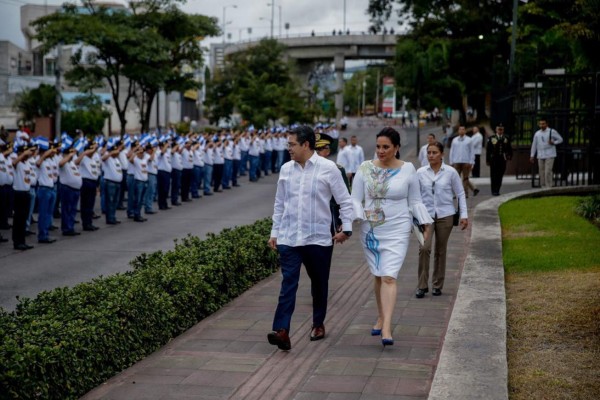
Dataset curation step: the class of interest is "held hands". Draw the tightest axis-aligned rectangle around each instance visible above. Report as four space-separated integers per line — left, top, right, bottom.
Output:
459 218 469 230
332 231 351 244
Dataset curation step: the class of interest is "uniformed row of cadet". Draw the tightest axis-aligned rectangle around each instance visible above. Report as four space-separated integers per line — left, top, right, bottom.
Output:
0 126 343 251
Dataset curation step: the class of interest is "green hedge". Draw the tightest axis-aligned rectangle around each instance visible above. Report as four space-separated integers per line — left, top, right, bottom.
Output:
0 218 278 399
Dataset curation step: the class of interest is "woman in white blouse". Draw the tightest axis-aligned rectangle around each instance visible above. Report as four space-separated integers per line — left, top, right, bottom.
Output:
416 142 468 299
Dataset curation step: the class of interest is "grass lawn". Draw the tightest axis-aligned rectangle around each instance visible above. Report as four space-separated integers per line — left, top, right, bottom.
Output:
499 195 600 400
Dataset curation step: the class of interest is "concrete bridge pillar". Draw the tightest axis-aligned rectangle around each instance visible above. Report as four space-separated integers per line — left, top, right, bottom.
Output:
334 53 345 125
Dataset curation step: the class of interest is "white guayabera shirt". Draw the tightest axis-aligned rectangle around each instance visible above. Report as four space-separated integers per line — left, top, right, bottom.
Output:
271 152 353 247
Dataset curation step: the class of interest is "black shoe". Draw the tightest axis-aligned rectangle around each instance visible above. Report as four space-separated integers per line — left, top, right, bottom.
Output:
432 288 442 296
116 206 126 210
415 288 428 298
62 231 81 236
133 217 147 222
128 215 134 219
223 186 231 190
106 220 122 225
0 224 12 230
172 202 182 206
203 192 213 196
92 214 101 219
0 236 8 243
233 184 240 187
49 225 58 231
38 238 56 244
83 225 99 231
25 230 35 236
310 325 325 341
159 206 171 210
14 243 34 250
473 188 480 196
182 199 192 202
192 195 202 199
145 210 156 214
492 192 500 196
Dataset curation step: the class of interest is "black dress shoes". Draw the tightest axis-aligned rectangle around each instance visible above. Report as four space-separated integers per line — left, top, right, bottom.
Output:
0 236 8 243
145 210 156 214
62 231 81 236
310 325 326 341
267 329 291 351
432 288 442 296
49 225 58 231
415 288 428 298
133 217 147 222
83 225 99 231
106 220 122 225
14 243 34 250
25 230 35 236
38 238 57 244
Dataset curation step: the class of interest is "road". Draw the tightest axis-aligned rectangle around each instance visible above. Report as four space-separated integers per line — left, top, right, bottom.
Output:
0 119 434 311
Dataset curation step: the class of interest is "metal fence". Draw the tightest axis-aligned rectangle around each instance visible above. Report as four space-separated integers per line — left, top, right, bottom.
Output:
506 72 600 187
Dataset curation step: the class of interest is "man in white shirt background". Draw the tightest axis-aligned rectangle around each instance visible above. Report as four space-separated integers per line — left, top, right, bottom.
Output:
345 135 365 184
418 133 436 167
530 118 564 188
267 126 354 351
449 126 479 197
470 126 484 178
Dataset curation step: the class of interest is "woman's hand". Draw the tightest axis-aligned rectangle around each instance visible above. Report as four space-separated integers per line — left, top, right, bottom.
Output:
423 224 432 243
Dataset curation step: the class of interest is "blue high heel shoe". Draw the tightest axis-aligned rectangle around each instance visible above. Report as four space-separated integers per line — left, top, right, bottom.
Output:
371 328 382 336
382 338 394 347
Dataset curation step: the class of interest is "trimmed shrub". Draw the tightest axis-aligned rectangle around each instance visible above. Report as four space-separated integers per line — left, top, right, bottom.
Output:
0 218 278 399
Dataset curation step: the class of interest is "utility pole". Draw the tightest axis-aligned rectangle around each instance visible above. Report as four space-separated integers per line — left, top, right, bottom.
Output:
54 42 62 138
270 1 275 38
343 0 346 32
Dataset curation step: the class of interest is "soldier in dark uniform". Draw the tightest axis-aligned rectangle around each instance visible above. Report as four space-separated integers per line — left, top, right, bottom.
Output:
486 124 513 196
315 133 350 236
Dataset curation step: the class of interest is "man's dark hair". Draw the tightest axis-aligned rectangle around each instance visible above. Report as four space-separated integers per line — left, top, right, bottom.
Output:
428 133 436 139
340 137 348 144
290 125 315 150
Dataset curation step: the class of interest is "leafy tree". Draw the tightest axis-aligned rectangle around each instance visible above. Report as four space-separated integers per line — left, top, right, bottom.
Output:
206 39 311 127
62 94 110 135
12 83 57 121
33 0 218 134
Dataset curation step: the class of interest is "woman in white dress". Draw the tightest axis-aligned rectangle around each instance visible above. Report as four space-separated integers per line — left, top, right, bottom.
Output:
351 127 432 346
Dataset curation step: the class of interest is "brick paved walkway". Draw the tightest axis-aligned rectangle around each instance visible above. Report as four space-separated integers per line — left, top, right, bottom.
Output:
82 178 531 400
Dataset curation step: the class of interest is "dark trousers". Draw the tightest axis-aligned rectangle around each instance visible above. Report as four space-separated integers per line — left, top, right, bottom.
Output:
232 160 240 185
0 184 12 227
181 168 193 201
262 151 271 176
473 154 481 178
126 174 135 217
157 170 171 209
490 159 507 194
37 185 57 241
171 169 182 204
103 180 121 223
191 166 203 197
249 155 259 181
12 190 31 246
222 159 233 188
240 151 248 175
118 177 127 208
273 244 334 332
132 179 147 218
80 178 97 228
60 185 80 233
213 163 224 191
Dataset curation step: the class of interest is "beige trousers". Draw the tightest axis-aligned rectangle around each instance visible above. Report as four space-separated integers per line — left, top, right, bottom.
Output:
453 163 476 196
538 158 555 188
418 215 454 290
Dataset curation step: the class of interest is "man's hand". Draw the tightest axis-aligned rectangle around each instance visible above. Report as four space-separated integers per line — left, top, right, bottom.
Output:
459 218 469 230
332 231 350 244
267 237 277 250
529 157 535 164
423 225 431 243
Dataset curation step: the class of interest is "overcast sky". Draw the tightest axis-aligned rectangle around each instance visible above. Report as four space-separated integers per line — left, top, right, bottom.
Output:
0 0 403 49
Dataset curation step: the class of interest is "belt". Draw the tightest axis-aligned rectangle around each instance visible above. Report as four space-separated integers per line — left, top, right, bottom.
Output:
104 178 122 184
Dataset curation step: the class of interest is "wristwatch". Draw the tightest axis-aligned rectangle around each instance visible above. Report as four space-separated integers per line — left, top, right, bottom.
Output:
343 231 352 237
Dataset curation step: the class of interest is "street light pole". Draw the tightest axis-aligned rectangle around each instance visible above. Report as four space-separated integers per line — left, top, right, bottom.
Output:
270 1 274 38
222 5 237 44
343 0 346 32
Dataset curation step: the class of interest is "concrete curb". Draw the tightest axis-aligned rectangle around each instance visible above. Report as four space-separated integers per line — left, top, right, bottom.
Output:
428 185 599 400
